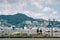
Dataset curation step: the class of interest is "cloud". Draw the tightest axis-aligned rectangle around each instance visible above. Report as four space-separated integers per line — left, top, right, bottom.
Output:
43 7 58 14
23 11 48 20
0 0 27 15
0 0 58 15
32 1 43 9
23 11 44 18
0 0 59 21
45 0 60 5
50 14 59 19
52 11 58 14
43 7 52 12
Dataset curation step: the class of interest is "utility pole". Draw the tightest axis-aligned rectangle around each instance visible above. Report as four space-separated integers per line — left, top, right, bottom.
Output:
51 18 55 37
51 25 53 37
48 18 51 37
48 18 53 37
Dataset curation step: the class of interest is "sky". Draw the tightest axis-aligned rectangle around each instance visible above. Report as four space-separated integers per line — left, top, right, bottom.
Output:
0 0 60 21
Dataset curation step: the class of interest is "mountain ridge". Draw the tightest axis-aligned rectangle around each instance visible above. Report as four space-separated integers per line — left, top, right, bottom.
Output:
0 13 44 25
0 13 60 28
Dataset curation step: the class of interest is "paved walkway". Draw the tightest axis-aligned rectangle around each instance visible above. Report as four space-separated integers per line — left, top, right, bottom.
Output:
0 38 60 40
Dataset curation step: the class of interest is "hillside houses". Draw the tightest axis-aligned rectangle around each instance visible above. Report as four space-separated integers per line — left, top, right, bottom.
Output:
0 19 60 37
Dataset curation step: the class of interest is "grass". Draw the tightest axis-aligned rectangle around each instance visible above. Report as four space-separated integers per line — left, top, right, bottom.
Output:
0 33 60 38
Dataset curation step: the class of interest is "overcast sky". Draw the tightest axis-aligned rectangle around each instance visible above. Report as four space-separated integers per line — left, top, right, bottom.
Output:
0 0 60 21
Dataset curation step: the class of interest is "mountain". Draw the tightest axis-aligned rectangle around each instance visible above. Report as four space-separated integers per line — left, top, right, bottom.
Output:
0 13 36 25
0 13 45 25
0 13 60 28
